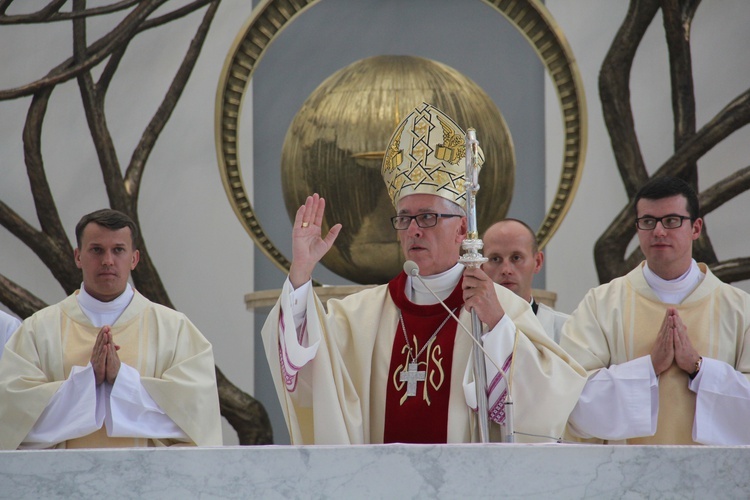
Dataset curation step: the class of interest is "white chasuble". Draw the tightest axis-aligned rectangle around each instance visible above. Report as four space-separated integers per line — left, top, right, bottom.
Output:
262 270 587 445
562 262 750 444
0 291 222 449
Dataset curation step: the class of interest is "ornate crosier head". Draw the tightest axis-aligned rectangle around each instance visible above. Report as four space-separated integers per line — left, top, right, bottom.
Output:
382 102 484 209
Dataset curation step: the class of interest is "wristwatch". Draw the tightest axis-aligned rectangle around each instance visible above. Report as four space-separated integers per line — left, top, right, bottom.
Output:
689 356 703 380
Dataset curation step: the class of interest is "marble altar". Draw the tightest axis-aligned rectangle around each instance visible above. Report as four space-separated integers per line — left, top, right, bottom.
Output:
1 443 748 499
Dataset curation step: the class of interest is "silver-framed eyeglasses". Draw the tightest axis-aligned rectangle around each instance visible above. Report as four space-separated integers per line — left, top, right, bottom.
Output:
391 213 462 230
635 215 693 230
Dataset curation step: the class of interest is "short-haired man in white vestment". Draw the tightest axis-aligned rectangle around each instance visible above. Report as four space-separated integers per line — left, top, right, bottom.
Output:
262 103 586 444
482 219 568 344
562 176 750 445
0 209 222 449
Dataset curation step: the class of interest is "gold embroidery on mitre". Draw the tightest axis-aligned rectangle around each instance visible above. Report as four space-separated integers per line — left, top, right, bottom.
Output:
381 103 472 209
410 167 426 184
434 115 466 165
383 121 405 172
434 171 447 186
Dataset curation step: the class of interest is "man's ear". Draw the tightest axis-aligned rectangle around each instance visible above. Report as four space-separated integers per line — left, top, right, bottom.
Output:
691 217 703 240
457 216 468 242
131 249 140 270
74 248 82 270
534 251 544 274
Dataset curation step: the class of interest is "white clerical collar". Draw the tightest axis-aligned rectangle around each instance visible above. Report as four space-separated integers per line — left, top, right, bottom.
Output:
642 259 704 304
406 262 464 305
77 283 135 327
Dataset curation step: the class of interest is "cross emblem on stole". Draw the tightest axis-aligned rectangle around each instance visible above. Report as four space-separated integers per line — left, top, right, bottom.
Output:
400 362 426 397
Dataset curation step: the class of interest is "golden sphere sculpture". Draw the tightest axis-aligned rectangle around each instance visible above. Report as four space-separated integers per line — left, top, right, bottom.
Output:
281 55 515 284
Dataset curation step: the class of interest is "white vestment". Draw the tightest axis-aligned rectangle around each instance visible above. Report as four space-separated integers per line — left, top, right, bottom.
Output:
535 302 568 344
561 261 750 445
262 264 587 444
0 285 223 449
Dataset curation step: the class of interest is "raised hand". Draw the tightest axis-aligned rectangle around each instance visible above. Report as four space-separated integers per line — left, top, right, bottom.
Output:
462 266 504 330
288 193 342 288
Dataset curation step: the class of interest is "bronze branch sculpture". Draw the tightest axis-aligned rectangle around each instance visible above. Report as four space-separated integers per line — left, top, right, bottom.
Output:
0 0 271 445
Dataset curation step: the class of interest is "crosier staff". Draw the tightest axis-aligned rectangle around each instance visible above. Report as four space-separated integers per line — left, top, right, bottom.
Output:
459 128 514 444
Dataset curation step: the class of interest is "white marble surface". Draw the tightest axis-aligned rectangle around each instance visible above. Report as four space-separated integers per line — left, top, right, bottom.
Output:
1 444 749 499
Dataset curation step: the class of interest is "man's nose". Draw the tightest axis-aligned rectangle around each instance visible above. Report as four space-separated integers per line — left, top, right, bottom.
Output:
653 220 668 236
406 218 422 236
102 251 115 265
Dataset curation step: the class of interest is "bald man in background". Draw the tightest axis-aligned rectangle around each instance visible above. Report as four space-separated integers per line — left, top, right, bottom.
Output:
482 219 568 343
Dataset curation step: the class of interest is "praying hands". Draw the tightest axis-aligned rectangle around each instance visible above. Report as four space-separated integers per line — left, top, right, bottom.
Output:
650 308 701 376
90 325 121 386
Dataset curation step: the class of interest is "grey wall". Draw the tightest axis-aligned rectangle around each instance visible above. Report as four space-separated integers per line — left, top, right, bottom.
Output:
250 0 547 444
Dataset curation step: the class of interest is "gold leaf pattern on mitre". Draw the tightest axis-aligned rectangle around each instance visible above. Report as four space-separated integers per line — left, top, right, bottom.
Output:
434 171 447 186
383 121 405 173
410 167 426 184
381 103 472 209
434 115 466 165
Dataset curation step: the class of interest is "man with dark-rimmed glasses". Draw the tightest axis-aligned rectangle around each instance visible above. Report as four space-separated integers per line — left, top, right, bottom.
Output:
261 103 586 445
561 176 750 445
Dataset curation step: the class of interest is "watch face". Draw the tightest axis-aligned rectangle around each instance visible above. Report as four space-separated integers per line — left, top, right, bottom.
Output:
690 357 703 379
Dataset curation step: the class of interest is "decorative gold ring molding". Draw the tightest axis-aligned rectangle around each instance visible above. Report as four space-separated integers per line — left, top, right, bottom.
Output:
483 1 587 249
215 0 586 277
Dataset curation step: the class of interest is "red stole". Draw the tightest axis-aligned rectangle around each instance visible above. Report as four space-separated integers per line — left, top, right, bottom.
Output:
383 271 464 443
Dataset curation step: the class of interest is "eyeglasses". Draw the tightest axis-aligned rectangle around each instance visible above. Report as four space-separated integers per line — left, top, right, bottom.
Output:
391 213 463 230
635 215 693 230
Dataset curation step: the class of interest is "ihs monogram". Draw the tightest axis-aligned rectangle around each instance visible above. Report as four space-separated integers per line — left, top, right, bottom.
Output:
394 339 446 405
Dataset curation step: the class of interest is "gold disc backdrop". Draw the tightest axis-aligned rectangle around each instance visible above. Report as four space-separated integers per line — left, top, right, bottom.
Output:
281 55 515 284
216 0 587 282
